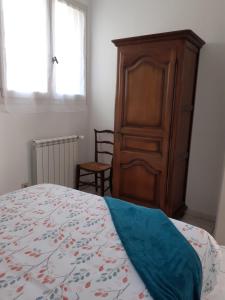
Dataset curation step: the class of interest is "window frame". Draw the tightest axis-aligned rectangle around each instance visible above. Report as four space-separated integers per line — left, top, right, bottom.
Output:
0 0 87 107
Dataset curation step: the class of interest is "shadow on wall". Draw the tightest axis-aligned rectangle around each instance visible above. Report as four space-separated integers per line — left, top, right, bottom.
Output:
186 42 225 218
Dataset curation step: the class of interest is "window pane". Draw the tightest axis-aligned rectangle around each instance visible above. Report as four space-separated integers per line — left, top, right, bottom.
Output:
54 0 85 96
2 0 48 94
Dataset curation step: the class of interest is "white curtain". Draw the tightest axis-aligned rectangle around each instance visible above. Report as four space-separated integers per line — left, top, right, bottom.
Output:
1 0 48 97
53 0 86 98
0 0 87 113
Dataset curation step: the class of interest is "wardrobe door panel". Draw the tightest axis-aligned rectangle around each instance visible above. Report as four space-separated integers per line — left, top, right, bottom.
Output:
124 58 165 128
122 135 162 155
117 48 176 136
113 46 176 209
119 159 161 207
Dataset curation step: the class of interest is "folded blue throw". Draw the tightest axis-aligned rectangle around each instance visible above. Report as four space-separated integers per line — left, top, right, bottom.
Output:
105 196 202 300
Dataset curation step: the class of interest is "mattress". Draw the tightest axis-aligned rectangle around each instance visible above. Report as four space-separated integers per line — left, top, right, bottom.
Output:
0 184 224 300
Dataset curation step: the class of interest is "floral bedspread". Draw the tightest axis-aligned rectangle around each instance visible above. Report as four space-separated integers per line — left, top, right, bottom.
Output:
0 184 222 300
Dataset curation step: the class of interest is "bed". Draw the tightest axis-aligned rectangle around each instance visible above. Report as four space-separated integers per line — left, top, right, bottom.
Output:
0 184 224 300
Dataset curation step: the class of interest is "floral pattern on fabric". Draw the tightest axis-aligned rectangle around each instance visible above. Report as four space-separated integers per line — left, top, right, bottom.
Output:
0 184 222 300
174 219 221 295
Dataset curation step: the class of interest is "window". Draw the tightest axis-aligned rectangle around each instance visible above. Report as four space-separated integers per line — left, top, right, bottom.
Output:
0 0 86 105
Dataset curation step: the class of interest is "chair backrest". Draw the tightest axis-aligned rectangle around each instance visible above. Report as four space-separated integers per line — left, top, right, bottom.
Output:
94 129 114 163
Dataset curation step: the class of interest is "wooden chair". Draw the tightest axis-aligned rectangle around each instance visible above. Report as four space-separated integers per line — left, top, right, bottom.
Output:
75 129 114 196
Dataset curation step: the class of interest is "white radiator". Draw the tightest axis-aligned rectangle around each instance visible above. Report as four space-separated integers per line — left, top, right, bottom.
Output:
32 135 83 188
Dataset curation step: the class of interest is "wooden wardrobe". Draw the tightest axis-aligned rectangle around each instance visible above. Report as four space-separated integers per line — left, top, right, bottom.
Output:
112 30 205 218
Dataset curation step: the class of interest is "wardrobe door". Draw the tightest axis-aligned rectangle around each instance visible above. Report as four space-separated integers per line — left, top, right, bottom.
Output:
113 44 177 210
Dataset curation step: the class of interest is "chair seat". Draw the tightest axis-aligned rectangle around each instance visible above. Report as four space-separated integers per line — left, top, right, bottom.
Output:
79 162 111 172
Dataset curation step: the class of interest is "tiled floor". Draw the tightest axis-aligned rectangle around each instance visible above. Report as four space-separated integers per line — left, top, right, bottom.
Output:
79 186 215 235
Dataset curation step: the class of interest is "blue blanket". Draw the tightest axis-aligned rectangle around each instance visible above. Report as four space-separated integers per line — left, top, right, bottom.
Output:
105 196 202 300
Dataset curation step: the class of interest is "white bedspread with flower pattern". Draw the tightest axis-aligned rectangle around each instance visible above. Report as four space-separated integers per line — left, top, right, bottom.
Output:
0 184 224 300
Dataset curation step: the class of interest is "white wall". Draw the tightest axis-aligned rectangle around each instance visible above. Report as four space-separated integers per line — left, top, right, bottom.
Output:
0 111 89 195
215 154 225 244
90 0 225 218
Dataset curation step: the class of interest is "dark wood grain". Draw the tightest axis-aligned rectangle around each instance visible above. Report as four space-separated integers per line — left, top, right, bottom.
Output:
112 30 205 218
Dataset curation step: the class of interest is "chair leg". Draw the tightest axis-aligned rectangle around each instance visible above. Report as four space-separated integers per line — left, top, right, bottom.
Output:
95 173 98 193
100 171 105 196
75 165 80 190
